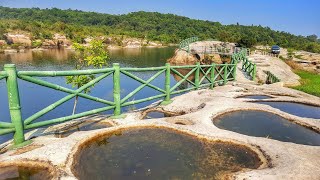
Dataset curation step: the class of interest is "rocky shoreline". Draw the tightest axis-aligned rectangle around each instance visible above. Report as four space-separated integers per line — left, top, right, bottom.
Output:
0 33 172 54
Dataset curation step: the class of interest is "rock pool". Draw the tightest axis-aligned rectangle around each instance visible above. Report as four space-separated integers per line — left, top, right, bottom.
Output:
213 110 320 146
72 128 262 179
256 101 320 119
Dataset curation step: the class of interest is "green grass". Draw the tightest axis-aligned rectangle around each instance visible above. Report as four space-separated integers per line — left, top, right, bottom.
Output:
293 70 320 97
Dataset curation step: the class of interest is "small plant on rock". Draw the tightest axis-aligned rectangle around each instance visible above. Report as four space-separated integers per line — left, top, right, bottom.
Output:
66 40 109 114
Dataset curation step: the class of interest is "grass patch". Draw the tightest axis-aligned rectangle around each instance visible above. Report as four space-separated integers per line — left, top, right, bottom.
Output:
293 70 320 97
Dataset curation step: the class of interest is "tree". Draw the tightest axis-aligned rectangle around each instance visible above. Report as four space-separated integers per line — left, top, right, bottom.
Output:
306 34 318 42
66 40 109 114
237 35 257 48
1 6 320 53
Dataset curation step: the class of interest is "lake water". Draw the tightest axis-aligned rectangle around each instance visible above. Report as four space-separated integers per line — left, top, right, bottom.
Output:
0 47 177 143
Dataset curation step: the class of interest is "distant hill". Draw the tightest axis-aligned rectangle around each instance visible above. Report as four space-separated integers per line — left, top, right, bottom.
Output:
0 6 319 53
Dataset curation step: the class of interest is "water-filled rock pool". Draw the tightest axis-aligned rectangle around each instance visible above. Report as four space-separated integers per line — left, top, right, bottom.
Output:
72 128 262 179
256 101 320 119
238 95 273 100
213 110 320 146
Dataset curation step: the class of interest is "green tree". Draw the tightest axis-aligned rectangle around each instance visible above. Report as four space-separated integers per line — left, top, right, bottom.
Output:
0 6 320 53
66 40 109 114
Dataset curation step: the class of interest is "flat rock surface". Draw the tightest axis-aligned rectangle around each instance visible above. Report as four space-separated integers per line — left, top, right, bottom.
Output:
249 54 301 86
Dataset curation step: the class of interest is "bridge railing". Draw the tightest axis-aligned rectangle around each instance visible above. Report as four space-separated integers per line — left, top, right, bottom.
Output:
179 37 199 52
264 71 280 84
0 62 237 146
231 48 256 80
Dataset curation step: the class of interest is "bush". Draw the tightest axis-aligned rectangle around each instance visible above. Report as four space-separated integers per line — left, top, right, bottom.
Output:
32 40 42 48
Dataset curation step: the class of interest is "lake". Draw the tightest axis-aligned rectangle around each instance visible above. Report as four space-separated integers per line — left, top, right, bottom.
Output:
0 47 177 143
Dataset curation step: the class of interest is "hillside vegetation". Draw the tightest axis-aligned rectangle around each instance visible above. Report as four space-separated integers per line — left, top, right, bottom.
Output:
0 6 319 52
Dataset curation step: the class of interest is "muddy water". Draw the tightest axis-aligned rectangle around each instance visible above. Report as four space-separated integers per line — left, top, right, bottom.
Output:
73 128 261 180
256 101 320 119
213 110 320 146
0 165 52 180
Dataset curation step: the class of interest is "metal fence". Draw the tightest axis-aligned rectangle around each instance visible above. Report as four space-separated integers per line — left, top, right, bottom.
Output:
179 37 199 52
231 49 256 80
0 61 238 146
265 71 280 84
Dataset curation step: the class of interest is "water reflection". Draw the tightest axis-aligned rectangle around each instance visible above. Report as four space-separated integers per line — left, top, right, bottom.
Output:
0 49 75 68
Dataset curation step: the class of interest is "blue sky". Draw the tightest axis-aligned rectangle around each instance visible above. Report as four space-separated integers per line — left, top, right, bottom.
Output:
1 0 319 37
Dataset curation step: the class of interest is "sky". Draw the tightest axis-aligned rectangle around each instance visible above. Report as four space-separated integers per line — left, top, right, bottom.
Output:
0 0 319 37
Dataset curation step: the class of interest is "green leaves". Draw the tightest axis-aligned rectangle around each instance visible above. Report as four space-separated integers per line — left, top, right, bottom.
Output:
1 6 320 53
66 75 95 93
66 40 109 92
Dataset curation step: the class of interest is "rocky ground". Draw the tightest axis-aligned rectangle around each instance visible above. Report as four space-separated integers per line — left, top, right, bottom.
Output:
255 45 320 73
0 82 319 179
248 54 301 86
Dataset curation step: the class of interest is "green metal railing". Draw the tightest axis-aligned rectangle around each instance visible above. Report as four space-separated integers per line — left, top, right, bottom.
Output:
179 37 199 52
241 58 256 81
0 61 237 146
265 71 280 84
231 48 256 80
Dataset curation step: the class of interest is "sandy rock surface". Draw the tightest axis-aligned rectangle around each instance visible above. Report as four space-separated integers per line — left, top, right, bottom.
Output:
4 33 32 46
248 54 301 86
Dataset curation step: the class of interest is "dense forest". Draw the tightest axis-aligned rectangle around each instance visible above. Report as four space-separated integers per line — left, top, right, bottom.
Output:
0 6 319 53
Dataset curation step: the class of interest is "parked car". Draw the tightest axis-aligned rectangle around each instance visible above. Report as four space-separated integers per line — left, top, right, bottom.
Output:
271 45 280 54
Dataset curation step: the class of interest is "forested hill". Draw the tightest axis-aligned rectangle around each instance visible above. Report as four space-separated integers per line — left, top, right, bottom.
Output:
0 6 319 53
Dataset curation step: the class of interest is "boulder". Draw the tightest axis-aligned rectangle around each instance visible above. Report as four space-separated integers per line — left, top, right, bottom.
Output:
84 37 93 44
168 49 222 66
189 40 237 54
0 40 6 46
4 33 32 46
168 49 198 65
53 33 71 47
167 45 226 83
42 39 56 48
148 41 162 47
123 38 142 48
103 37 113 44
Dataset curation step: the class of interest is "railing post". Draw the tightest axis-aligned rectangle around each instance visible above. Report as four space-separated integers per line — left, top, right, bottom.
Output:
161 63 173 105
195 62 200 89
232 61 237 81
111 63 125 119
252 64 256 81
223 64 228 85
210 63 215 89
4 64 28 147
